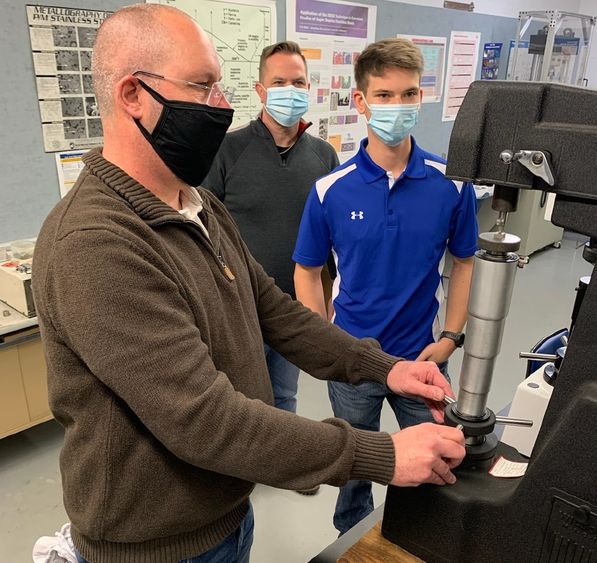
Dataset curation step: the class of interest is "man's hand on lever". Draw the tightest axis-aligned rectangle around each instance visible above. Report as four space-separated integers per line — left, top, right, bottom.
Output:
386 360 465 487
387 360 455 423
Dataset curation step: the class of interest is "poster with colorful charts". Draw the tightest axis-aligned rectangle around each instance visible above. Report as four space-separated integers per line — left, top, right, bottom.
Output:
287 0 376 162
397 34 447 103
481 42 502 80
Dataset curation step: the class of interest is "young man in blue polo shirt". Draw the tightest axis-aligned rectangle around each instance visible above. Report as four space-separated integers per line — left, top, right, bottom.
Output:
293 38 478 534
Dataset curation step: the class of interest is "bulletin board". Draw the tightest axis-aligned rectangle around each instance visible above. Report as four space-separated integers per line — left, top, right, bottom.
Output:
0 0 517 242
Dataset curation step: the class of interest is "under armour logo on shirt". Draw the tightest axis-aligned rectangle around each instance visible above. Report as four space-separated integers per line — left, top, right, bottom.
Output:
350 211 364 220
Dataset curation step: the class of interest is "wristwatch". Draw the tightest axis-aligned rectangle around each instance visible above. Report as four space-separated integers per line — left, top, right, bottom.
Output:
439 330 465 348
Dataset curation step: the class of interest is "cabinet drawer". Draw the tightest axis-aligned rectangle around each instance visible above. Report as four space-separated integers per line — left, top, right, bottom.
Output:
19 337 50 421
0 347 30 437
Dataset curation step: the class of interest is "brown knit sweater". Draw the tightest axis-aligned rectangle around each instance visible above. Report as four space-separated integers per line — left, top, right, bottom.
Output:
32 148 397 563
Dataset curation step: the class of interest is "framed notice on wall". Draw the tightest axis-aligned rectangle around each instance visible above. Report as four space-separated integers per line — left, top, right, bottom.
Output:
442 30 481 121
27 5 111 152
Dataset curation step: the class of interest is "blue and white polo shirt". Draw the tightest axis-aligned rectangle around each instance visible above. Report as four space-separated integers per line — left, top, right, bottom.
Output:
292 137 478 360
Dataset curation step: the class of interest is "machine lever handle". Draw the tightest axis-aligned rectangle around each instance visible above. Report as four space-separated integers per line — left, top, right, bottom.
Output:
494 416 533 427
519 352 558 361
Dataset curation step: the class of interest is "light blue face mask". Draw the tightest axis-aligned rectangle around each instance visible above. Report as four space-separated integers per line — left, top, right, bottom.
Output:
363 99 420 146
264 85 309 127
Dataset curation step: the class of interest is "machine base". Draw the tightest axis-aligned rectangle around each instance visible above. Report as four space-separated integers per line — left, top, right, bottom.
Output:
381 441 597 563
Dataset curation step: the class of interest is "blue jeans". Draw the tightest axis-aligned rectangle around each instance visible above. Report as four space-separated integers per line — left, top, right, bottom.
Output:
264 344 299 413
75 504 254 563
329 362 449 534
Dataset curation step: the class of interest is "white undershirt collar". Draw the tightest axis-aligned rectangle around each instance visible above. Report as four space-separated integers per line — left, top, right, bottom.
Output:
178 185 209 239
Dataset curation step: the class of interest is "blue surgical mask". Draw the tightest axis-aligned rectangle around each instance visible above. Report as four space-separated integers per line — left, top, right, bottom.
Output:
264 85 309 127
363 99 420 146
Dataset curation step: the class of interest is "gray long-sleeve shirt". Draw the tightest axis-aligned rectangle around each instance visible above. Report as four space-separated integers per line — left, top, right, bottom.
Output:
203 118 339 296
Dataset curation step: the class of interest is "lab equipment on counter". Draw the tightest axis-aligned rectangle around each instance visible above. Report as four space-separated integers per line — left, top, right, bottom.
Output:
0 239 36 317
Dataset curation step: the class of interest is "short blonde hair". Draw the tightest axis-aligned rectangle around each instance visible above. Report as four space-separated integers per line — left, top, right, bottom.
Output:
355 38 424 92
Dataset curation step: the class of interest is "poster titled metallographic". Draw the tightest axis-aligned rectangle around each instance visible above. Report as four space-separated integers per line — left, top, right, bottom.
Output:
287 0 376 162
27 5 111 152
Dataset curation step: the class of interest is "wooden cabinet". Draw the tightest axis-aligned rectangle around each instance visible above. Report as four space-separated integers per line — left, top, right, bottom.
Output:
0 327 52 439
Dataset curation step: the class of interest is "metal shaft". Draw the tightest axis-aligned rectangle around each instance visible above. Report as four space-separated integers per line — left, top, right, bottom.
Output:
457 246 519 419
494 416 533 427
519 352 558 361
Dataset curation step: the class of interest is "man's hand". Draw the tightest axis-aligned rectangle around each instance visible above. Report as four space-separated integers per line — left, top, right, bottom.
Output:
416 338 456 363
390 423 465 486
387 360 455 423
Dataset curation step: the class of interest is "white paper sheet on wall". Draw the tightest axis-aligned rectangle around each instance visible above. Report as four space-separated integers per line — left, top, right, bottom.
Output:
55 150 87 198
442 30 481 122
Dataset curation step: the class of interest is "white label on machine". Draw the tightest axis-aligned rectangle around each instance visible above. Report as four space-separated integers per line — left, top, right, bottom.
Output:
544 192 556 222
489 456 528 478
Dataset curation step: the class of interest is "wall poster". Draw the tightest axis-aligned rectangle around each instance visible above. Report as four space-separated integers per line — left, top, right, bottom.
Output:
481 42 502 80
442 30 481 122
397 34 447 103
27 5 111 152
55 149 87 197
149 0 276 128
287 0 376 162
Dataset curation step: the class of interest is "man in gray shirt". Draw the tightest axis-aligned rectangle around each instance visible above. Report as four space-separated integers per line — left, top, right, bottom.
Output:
204 42 339 466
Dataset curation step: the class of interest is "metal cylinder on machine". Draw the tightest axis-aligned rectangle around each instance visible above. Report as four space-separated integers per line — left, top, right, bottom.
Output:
456 232 521 420
491 185 519 214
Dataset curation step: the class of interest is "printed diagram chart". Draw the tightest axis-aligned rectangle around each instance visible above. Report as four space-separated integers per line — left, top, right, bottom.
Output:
153 0 276 127
205 4 273 125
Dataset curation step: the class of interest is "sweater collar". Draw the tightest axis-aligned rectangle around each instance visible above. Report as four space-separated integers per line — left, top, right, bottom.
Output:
82 148 218 241
254 115 312 142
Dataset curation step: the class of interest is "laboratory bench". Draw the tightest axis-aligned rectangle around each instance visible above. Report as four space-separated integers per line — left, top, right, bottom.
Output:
0 302 51 439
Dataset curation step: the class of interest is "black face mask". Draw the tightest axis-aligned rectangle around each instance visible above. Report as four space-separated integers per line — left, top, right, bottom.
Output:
134 79 234 186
